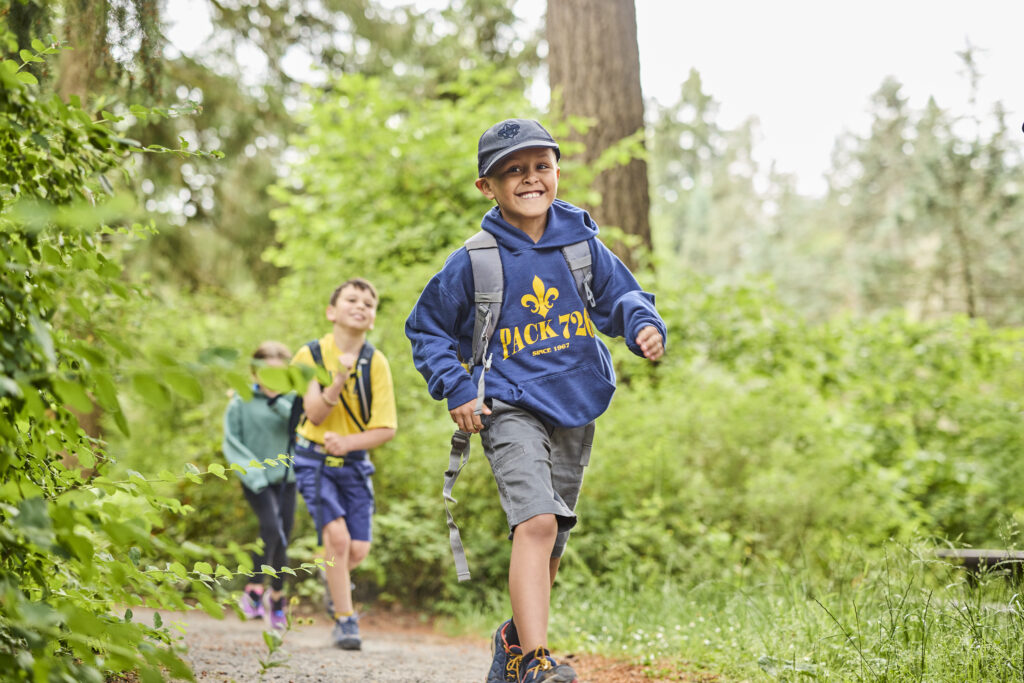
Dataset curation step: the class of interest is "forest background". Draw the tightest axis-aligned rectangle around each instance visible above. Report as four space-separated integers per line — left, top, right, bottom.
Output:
3 0 1024 681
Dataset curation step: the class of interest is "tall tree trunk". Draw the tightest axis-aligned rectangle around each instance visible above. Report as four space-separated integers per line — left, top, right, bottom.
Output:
56 0 107 101
547 0 650 267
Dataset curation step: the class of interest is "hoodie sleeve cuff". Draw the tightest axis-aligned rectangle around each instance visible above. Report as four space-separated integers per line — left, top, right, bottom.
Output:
445 381 479 413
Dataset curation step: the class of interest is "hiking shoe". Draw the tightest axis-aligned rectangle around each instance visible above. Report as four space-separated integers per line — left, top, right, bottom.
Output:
269 608 287 630
518 647 577 683
332 615 361 650
488 619 523 682
239 589 264 620
268 595 287 631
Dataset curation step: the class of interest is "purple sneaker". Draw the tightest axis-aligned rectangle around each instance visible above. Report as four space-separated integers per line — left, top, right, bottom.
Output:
268 595 287 631
239 589 264 620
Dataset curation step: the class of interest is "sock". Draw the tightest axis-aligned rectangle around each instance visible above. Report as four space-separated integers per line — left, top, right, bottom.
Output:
334 611 354 621
506 618 520 646
246 587 263 603
270 595 285 612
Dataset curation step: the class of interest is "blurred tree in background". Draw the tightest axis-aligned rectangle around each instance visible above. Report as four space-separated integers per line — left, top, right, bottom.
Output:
547 0 650 266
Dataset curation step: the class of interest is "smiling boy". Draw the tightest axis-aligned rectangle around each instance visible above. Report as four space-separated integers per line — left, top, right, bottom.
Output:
405 119 666 682
291 278 397 650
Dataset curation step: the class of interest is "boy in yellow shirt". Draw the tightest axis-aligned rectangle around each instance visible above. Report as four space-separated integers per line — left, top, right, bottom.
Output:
291 277 397 650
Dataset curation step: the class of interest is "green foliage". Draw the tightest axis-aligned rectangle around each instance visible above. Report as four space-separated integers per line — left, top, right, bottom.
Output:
551 542 1024 681
0 24 258 682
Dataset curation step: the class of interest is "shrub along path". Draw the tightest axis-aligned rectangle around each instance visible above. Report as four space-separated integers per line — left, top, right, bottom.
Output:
134 605 705 681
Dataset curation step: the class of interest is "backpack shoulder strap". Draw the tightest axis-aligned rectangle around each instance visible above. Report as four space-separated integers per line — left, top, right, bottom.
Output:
464 230 503 367
306 339 326 390
354 341 375 425
561 240 596 308
307 339 324 368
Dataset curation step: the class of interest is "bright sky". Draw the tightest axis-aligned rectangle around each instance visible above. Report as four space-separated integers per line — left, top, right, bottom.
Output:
165 0 1024 196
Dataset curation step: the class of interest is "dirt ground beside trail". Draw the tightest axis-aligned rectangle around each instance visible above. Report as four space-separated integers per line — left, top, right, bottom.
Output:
136 605 711 682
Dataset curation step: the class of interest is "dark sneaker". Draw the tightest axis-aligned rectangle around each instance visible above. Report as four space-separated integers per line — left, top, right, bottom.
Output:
518 647 577 683
239 589 264 620
488 619 523 682
332 615 361 650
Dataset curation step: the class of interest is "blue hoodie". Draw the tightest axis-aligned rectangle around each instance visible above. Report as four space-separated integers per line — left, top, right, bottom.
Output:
406 199 667 429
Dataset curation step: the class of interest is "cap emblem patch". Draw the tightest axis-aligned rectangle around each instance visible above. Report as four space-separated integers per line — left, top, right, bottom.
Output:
497 122 520 139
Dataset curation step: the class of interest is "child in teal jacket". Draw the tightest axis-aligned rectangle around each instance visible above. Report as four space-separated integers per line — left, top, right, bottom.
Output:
222 341 296 630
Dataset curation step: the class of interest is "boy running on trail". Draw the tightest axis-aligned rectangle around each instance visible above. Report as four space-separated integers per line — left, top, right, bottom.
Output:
291 278 397 650
222 341 297 631
405 119 666 683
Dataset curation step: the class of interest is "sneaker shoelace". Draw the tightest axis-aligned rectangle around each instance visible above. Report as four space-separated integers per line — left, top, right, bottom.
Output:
522 648 554 678
505 649 523 680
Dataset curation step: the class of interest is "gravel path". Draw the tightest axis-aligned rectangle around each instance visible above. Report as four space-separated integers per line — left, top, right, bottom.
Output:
134 607 691 682
140 607 492 682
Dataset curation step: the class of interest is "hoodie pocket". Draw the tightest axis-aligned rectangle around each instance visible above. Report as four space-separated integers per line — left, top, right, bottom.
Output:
517 363 616 428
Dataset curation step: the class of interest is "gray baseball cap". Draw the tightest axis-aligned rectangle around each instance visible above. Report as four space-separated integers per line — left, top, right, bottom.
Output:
477 118 560 177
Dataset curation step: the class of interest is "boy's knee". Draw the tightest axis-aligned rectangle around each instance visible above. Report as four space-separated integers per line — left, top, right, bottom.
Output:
349 540 371 566
322 519 351 552
514 513 558 541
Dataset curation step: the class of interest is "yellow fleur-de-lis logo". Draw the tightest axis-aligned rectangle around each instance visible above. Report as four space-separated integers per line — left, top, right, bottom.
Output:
520 276 559 318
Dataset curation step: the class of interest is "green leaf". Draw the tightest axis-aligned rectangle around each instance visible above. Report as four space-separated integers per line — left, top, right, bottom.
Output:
169 562 188 579
53 378 93 413
260 564 278 578
226 371 253 399
255 366 292 394
262 628 283 650
31 39 45 51
133 373 170 408
16 71 38 84
215 564 234 579
193 561 213 574
194 590 225 619
158 470 178 483
164 371 203 401
207 463 227 479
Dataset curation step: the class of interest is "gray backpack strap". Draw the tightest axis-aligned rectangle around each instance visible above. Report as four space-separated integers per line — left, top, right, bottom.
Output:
443 430 472 581
442 231 504 582
465 230 503 369
561 240 596 308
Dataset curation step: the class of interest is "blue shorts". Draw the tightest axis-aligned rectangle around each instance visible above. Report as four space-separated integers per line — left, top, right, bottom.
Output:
293 445 376 543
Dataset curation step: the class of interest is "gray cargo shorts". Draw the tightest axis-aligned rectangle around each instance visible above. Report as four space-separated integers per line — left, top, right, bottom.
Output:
480 398 595 557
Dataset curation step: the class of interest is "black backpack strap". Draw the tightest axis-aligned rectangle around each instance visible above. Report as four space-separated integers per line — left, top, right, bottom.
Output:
285 394 306 455
337 341 375 432
355 341 374 425
307 339 325 387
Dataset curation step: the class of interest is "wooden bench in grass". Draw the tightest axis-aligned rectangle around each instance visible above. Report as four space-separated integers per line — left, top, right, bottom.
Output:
935 548 1024 577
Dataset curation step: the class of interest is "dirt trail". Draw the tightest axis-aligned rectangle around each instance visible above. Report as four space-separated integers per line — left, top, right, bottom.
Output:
140 607 687 682
141 607 486 682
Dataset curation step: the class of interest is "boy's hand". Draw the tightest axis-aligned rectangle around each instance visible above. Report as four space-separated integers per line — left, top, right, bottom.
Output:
331 353 356 387
636 325 664 361
324 431 350 456
449 399 491 433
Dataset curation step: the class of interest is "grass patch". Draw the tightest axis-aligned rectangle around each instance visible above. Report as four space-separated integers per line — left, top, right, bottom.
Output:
540 542 1024 681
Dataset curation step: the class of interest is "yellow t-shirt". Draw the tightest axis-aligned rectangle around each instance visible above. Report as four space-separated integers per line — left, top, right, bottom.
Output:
292 333 398 444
